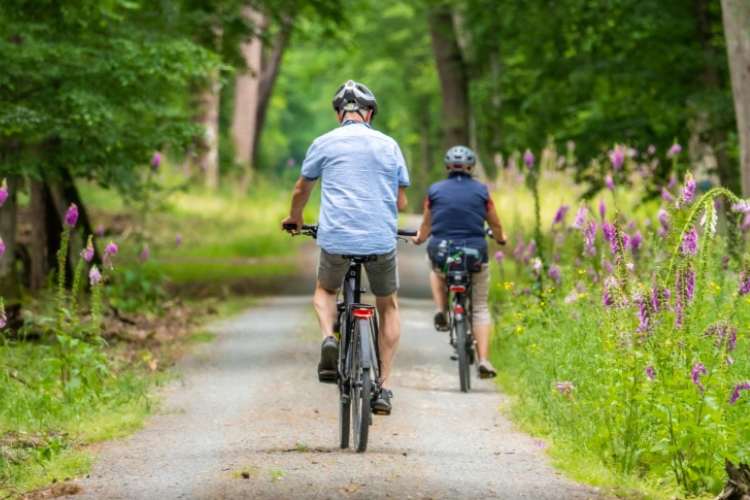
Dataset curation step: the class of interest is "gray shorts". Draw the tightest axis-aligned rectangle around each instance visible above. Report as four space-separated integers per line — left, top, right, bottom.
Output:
317 249 399 297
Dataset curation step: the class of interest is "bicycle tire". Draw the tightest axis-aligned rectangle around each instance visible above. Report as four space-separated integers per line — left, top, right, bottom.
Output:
455 318 471 392
351 321 371 452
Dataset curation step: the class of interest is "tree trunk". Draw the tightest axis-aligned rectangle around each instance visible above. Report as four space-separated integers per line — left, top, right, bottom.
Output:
428 5 470 151
200 68 222 190
232 7 265 192
721 0 750 196
29 179 48 290
252 16 295 167
0 176 20 303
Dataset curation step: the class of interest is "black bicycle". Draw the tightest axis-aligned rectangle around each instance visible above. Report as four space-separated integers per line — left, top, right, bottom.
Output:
439 244 482 392
283 223 415 452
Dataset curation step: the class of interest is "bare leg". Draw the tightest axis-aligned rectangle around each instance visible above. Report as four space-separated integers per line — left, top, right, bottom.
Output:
429 270 447 312
474 323 491 361
312 281 337 339
375 293 400 387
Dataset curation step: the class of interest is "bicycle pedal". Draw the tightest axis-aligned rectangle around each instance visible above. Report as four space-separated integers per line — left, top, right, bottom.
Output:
317 369 337 384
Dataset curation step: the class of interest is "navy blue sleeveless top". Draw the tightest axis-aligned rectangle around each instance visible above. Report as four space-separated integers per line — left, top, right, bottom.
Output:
427 172 489 261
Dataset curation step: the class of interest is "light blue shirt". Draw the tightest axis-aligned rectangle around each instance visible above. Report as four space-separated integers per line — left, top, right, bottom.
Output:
301 122 410 255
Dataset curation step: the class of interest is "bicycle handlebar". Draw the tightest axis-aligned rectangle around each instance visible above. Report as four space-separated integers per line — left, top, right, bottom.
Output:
282 223 416 239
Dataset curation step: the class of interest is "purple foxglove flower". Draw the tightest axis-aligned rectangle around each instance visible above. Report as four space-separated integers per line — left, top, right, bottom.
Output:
151 152 162 170
523 149 535 168
729 382 750 404
599 200 606 220
0 237 5 257
81 236 94 263
667 143 682 158
650 286 670 312
691 362 707 392
680 227 698 256
583 221 597 257
65 203 79 227
512 240 525 261
494 250 504 263
555 381 574 396
739 271 750 296
645 365 656 381
678 268 696 301
572 206 587 229
657 208 670 234
105 241 118 256
609 146 625 170
731 200 750 213
553 205 569 225
629 231 642 253
601 222 617 254
139 244 150 262
635 294 650 332
89 265 102 286
661 187 674 203
681 173 696 205
548 264 561 283
525 240 537 262
605 174 615 191
175 233 183 247
0 179 8 207
95 224 105 237
674 298 684 328
704 323 738 352
667 174 677 190
603 276 617 307
742 213 750 232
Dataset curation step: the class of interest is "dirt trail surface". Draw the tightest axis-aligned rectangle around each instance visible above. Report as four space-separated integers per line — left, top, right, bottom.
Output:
66 243 602 500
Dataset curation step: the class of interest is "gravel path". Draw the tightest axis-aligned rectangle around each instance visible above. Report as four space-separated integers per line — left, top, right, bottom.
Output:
66 243 603 500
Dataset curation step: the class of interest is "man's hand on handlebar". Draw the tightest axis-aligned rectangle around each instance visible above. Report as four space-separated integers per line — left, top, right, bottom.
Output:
411 229 426 246
281 215 303 234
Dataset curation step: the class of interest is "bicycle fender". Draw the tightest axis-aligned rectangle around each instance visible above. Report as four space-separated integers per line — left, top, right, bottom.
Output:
357 319 373 370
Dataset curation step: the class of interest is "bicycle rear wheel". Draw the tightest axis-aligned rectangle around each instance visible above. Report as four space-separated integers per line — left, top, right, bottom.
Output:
339 393 351 449
352 367 371 452
455 318 471 392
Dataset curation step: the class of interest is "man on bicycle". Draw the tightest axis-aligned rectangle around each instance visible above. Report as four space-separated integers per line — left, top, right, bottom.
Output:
412 145 506 378
281 80 410 415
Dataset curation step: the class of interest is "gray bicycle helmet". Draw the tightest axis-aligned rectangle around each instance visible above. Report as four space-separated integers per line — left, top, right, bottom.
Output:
332 80 378 117
444 145 476 173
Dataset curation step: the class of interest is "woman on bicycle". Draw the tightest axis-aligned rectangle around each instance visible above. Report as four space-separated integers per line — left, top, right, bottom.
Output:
412 145 507 379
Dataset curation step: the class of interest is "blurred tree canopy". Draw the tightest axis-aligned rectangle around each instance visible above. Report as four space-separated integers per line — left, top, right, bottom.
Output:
263 0 739 194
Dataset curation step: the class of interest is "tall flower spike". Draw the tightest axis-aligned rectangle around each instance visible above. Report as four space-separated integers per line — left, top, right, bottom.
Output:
65 203 79 227
583 221 597 257
548 264 561 284
661 187 674 203
523 149 535 169
0 178 8 207
691 363 707 392
667 143 682 158
680 227 698 256
681 172 696 205
572 205 588 229
81 235 94 263
605 174 615 191
89 265 102 286
609 145 625 170
553 205 569 225
0 237 5 258
151 152 162 170
729 382 750 404
599 200 606 220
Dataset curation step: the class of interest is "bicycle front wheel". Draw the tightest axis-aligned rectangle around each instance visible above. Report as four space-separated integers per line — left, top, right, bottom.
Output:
352 367 371 452
455 318 471 392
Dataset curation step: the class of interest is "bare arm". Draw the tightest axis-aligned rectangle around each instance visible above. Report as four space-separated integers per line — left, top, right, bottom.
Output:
486 197 507 244
397 186 408 212
412 198 432 245
281 176 316 230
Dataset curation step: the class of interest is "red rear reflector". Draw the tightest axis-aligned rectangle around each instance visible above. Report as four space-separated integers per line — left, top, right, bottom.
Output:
449 285 466 293
352 308 373 319
454 304 465 314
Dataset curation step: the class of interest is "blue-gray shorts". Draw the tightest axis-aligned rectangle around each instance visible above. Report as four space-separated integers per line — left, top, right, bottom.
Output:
317 249 399 296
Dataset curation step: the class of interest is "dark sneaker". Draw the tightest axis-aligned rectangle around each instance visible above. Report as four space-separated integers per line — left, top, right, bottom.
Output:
318 336 338 384
478 360 497 379
372 388 393 415
434 311 449 331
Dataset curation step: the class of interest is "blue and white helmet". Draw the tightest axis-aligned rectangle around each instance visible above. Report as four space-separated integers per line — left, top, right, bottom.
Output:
444 145 476 174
